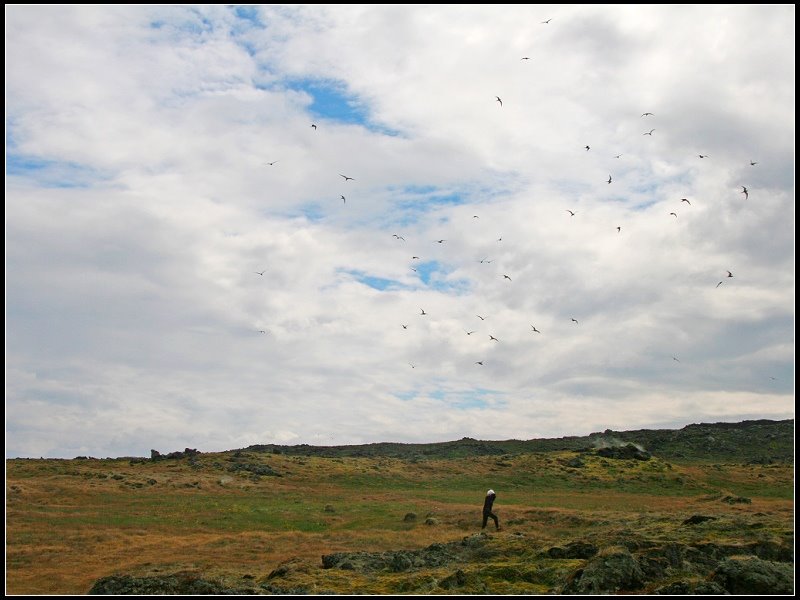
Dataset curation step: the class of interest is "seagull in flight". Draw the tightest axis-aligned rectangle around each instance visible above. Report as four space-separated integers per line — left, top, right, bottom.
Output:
476 315 486 321
258 330 266 334
669 212 678 218
541 18 552 24
750 161 758 166
339 174 355 182
531 325 541 333
641 112 654 117
311 123 317 130
254 271 265 276
341 195 346 204
585 145 590 151
392 234 405 240
571 318 579 324
644 129 655 136
614 154 622 159
473 215 480 218
409 363 416 369
726 270 733 278
420 308 427 315
607 175 612 184
521 57 531 61
265 161 279 166
503 274 512 281
479 258 493 264
672 356 680 362
489 335 499 342
435 239 446 243
412 256 420 260
465 330 476 335
716 281 723 288
617 226 621 232
475 361 484 365
495 96 503 107
741 186 748 200
566 210 576 216
698 154 708 158
402 324 408 329
681 198 691 205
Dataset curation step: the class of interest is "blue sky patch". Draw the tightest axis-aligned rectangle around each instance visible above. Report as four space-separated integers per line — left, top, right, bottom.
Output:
341 269 407 292
7 154 107 189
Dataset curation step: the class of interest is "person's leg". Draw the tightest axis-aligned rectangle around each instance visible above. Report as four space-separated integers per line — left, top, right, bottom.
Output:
482 513 489 528
491 512 499 530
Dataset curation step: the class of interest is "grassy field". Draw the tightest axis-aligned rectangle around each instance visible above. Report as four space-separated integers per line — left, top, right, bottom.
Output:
6 447 794 594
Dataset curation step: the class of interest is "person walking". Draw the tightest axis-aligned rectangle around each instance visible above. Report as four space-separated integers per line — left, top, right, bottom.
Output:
482 489 500 531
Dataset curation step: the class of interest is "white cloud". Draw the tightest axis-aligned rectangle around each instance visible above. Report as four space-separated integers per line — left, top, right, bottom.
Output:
6 5 794 458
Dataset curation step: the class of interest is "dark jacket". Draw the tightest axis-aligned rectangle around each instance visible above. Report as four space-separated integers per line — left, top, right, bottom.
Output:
483 493 496 515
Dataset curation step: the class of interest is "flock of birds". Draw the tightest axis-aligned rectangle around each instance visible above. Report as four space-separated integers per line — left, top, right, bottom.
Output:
254 17 760 375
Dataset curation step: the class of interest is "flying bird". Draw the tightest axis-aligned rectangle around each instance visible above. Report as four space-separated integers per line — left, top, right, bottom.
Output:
566 210 576 216
503 274 512 281
681 198 691 205
531 325 541 333
698 154 708 158
409 363 416 369
716 281 723 288
750 161 758 166
607 175 612 184
435 239 446 243
479 258 493 264
258 330 266 334
410 267 417 272
489 335 499 342
341 195 346 204
641 112 654 117
473 215 480 218
476 315 486 321
616 226 621 232
726 270 733 278
420 308 427 315
541 18 552 24
254 271 265 276
672 356 680 362
412 256 420 259
392 234 405 240
311 123 317 130
585 145 590 151
465 330 476 335
571 318 579 324
741 186 748 200
265 161 279 166
339 174 355 181
475 361 484 365
644 129 655 135
401 324 408 329
521 57 531 61
495 96 503 106
670 212 678 218
614 154 622 159
497 237 503 242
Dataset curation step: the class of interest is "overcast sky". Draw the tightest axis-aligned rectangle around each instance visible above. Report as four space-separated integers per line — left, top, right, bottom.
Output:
6 5 795 458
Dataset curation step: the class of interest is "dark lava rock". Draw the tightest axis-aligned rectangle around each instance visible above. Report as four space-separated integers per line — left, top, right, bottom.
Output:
562 549 646 594
721 495 751 505
565 456 585 468
597 444 651 461
439 569 468 589
88 573 256 595
711 556 794 595
655 580 728 595
683 515 717 525
547 541 599 559
403 512 417 522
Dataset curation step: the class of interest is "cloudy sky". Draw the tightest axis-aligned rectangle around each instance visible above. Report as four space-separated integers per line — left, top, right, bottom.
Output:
6 5 795 458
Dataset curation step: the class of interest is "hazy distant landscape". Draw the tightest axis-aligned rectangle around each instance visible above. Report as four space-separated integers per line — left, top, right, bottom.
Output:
6 419 793 594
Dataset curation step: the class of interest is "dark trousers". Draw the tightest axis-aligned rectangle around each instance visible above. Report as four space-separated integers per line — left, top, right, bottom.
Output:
482 511 499 529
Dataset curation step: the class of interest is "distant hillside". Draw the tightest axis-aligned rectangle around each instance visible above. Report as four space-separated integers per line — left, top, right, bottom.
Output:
244 419 793 464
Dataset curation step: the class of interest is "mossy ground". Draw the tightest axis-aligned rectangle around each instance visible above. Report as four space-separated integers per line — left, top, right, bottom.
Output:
6 449 793 594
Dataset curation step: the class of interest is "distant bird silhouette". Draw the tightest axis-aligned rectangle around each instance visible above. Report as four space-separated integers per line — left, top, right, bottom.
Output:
475 361 484 365
409 363 416 369
585 145 590 151
698 154 708 158
339 174 355 181
420 308 427 315
258 330 266 334
489 335 499 342
644 129 655 136
495 96 503 107
531 325 540 333
566 210 576 216
641 112 654 117
497 237 503 242
614 154 622 159
521 57 531 61
670 212 678 218
254 271 265 276
716 281 723 288
503 274 512 281
311 124 317 130
465 330 476 335
341 195 346 204
477 315 486 321
479 258 493 264
392 234 405 240
616 226 621 232
412 256 420 260
672 356 680 362
681 198 691 205
410 267 417 272
473 215 480 218
541 18 552 24
265 161 279 166
750 161 758 166
741 186 748 200
571 318 579 323
435 239 446 243
607 175 612 184
726 270 733 278
402 324 408 329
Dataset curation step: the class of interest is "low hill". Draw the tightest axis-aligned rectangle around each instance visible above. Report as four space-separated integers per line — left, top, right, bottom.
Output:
244 419 793 463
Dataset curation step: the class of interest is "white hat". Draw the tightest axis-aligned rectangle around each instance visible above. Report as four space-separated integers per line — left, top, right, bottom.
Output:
486 489 495 496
